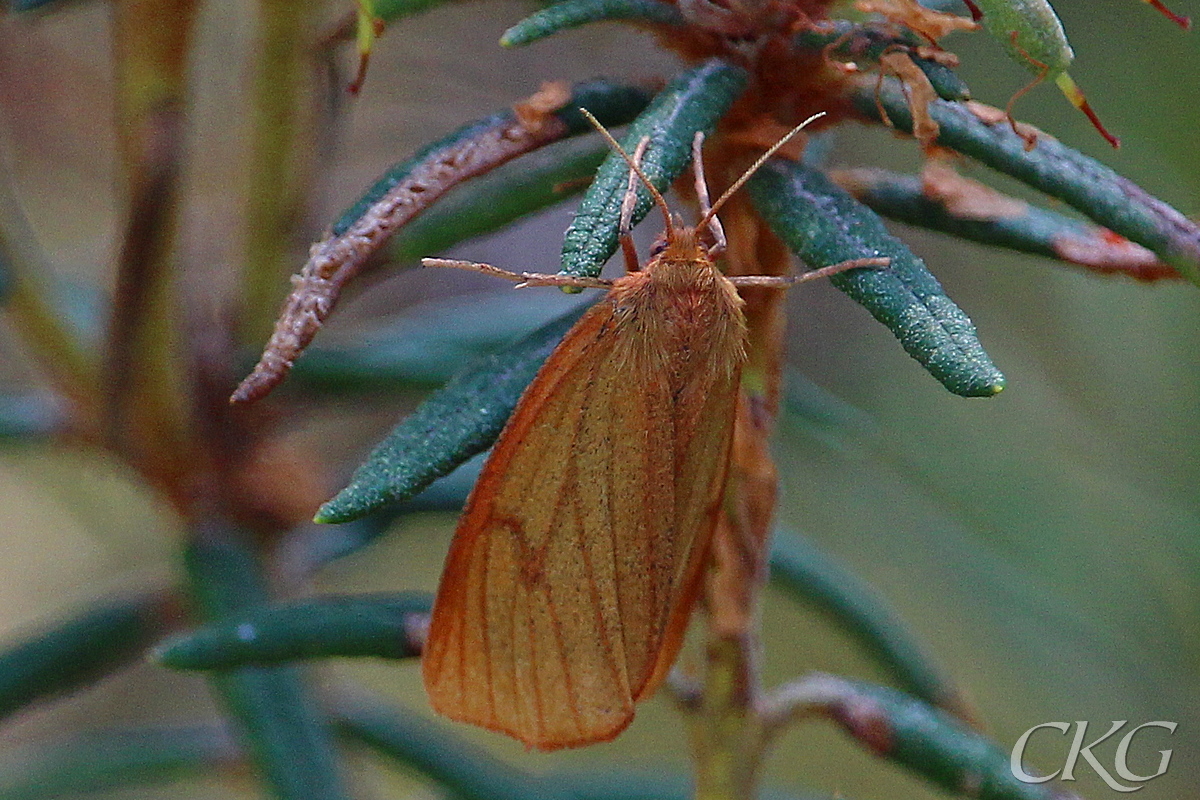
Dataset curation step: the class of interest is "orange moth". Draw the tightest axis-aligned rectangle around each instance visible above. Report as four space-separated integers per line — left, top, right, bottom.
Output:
420 113 887 750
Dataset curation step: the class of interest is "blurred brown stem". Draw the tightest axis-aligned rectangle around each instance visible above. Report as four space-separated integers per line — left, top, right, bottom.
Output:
241 0 321 345
107 0 199 499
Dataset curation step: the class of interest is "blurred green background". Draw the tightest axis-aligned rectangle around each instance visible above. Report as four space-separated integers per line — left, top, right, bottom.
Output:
0 0 1198 798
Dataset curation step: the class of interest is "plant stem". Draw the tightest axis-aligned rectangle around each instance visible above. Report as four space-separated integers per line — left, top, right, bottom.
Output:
692 189 791 800
107 0 200 495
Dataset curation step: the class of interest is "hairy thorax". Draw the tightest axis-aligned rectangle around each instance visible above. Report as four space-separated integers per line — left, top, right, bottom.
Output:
606 231 748 387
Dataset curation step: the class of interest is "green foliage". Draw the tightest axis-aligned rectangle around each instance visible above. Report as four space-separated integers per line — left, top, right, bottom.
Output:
156 593 432 668
331 80 653 237
386 140 610 264
853 80 1200 283
791 21 971 101
185 533 350 799
834 167 1177 279
768 533 969 718
501 0 686 48
0 726 239 800
315 302 591 523
0 592 168 722
1 0 1197 798
559 58 747 279
971 0 1074 76
796 677 1066 800
750 161 1005 397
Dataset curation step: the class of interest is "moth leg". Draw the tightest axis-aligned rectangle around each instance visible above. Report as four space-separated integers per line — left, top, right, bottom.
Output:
422 258 614 289
620 137 650 273
692 131 727 259
727 257 890 288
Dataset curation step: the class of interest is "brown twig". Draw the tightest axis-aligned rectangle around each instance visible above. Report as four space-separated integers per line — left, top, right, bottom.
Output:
231 105 577 405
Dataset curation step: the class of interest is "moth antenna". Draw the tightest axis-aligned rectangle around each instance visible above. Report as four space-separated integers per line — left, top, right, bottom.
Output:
699 112 826 232
579 107 676 242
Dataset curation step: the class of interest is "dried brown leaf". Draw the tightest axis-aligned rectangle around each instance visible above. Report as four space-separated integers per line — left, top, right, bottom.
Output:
965 101 1045 144
854 0 977 41
879 52 940 148
1053 231 1180 281
914 46 958 67
920 159 1027 220
513 81 572 136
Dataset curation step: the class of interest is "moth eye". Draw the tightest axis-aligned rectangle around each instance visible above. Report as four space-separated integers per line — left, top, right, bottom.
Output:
649 240 668 257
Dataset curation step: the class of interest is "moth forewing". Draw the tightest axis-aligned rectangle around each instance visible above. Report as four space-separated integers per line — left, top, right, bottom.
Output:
422 251 747 750
422 301 641 748
422 111 882 750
